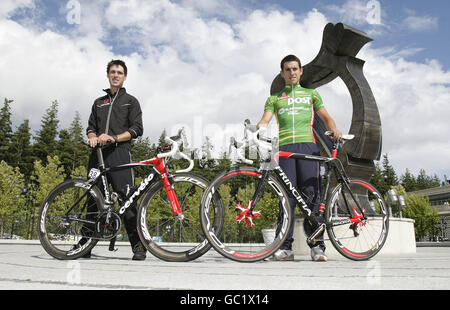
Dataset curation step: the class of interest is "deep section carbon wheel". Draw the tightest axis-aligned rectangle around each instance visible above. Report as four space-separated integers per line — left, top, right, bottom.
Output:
326 179 389 260
137 173 216 262
200 167 292 262
38 179 102 260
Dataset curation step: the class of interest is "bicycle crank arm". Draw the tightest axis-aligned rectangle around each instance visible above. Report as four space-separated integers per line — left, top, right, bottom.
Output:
306 223 326 245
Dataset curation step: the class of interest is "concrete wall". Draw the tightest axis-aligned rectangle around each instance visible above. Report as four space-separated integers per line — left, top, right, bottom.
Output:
291 216 416 258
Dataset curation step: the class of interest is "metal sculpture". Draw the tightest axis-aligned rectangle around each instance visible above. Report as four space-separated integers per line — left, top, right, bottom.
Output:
270 22 382 181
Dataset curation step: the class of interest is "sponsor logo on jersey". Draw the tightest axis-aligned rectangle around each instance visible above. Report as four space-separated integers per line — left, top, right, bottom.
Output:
288 97 311 105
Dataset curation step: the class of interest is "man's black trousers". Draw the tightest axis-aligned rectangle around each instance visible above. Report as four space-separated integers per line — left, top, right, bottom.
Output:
276 142 325 251
88 145 141 248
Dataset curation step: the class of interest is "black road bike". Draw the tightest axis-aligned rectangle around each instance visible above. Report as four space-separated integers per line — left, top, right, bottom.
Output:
38 129 216 262
200 120 389 262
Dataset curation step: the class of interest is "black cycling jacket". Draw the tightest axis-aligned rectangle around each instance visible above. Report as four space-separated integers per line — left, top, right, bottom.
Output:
86 87 143 148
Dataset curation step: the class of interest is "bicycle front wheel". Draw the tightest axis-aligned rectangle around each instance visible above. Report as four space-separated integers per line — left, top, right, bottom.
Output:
38 179 103 260
326 179 389 260
137 173 215 262
200 167 292 262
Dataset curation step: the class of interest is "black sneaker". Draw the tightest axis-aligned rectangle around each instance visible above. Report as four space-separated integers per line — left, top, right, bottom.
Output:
132 243 147 261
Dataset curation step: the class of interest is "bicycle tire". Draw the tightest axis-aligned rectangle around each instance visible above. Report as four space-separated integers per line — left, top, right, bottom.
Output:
137 173 217 262
200 166 292 263
325 179 389 261
38 178 103 260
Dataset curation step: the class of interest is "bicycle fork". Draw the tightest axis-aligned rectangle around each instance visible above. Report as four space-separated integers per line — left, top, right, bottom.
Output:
162 173 184 220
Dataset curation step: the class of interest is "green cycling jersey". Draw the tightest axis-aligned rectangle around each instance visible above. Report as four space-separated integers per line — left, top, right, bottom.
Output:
264 84 324 146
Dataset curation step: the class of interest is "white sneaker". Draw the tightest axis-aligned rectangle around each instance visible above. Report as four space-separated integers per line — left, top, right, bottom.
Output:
310 245 327 262
268 249 294 261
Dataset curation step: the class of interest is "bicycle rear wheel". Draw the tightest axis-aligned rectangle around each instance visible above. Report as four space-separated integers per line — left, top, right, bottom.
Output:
200 167 292 263
38 179 103 260
326 179 389 260
137 173 216 262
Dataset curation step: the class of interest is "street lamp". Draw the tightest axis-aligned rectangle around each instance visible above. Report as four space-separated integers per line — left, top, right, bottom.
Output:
387 189 406 218
387 189 397 217
398 195 406 219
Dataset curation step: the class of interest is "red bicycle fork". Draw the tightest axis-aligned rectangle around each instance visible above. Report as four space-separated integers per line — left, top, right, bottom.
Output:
142 156 184 218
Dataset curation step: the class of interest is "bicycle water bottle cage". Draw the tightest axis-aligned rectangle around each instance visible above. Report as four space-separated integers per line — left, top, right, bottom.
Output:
234 201 261 228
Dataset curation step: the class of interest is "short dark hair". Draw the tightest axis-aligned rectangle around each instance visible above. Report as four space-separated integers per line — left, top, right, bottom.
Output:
107 59 127 76
280 55 301 70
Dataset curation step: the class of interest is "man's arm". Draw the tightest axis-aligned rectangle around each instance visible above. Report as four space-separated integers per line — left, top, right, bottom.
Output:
257 111 274 128
316 108 343 140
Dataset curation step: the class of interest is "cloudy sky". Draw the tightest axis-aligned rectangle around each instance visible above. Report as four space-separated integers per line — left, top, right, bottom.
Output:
1 0 449 181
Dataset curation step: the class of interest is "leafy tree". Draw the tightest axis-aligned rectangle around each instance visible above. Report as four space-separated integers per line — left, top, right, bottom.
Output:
393 184 440 240
0 98 13 163
33 100 60 164
27 156 66 239
0 161 25 238
403 194 440 241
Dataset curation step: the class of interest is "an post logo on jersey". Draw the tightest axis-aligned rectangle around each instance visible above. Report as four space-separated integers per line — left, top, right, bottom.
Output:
288 97 311 105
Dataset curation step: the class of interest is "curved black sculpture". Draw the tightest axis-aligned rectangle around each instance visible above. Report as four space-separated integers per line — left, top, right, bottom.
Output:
270 23 382 181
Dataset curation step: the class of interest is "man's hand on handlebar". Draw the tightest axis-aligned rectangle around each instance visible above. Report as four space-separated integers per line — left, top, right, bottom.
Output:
87 133 116 148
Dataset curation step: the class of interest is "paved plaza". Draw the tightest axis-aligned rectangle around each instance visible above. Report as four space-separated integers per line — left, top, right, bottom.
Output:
1 240 449 292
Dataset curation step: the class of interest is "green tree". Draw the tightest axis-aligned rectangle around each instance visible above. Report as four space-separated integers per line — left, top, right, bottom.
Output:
33 100 59 164
68 111 90 169
370 162 388 196
131 136 156 181
416 169 440 190
9 119 35 179
394 184 440 240
382 154 398 188
0 98 13 163
403 194 440 240
401 169 417 192
27 156 65 239
0 161 25 238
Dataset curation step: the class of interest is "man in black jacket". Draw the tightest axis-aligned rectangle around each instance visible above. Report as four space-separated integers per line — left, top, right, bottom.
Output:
85 59 146 260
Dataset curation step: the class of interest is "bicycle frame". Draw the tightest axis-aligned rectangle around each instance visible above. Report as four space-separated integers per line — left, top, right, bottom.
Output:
247 145 369 244
64 146 186 231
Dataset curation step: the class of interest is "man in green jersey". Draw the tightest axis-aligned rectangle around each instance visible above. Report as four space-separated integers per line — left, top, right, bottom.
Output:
257 55 342 262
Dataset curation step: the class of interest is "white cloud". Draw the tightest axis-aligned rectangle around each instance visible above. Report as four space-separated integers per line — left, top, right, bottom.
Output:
402 10 438 32
0 0 34 18
0 0 449 179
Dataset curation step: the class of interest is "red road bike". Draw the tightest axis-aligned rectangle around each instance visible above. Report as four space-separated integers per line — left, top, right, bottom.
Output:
38 129 217 262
